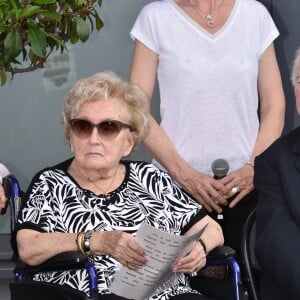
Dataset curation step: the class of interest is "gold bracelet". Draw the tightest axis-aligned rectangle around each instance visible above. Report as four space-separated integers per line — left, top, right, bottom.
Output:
77 232 85 255
76 232 86 255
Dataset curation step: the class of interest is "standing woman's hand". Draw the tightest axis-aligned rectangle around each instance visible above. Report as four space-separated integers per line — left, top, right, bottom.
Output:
176 164 229 213
220 163 254 208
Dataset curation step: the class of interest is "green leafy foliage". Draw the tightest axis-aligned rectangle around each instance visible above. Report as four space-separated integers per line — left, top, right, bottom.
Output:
0 0 103 85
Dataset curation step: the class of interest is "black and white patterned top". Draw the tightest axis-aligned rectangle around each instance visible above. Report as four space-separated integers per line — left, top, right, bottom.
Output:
17 158 206 299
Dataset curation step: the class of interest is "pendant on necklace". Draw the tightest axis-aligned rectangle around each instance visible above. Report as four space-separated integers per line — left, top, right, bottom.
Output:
205 15 215 28
189 0 221 29
105 193 111 200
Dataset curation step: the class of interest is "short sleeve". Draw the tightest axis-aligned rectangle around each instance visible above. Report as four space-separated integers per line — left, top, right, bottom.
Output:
257 2 279 55
130 2 161 54
17 172 57 233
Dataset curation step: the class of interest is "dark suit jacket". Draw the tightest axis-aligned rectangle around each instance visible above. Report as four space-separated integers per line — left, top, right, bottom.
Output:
254 127 300 300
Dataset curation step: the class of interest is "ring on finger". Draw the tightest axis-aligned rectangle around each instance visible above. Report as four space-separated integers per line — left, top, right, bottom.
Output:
231 186 239 195
190 271 198 277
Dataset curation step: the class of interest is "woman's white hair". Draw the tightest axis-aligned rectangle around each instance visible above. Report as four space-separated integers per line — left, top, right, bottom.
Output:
63 71 150 155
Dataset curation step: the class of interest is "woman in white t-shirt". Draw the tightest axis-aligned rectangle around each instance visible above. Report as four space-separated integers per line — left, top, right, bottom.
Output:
0 163 10 213
129 0 285 256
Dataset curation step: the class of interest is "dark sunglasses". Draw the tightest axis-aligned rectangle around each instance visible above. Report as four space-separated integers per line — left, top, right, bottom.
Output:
69 118 132 140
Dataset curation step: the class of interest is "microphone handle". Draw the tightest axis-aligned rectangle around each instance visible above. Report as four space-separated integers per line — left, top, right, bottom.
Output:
211 175 225 226
211 158 230 227
210 182 237 227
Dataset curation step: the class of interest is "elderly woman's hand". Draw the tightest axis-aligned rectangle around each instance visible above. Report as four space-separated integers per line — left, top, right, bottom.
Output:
172 241 206 274
92 231 148 270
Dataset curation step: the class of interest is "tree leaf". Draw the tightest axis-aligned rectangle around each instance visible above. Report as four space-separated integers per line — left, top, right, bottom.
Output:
4 31 22 60
20 6 43 18
75 16 89 42
29 0 56 4
46 33 67 50
8 0 17 10
0 6 4 20
0 69 7 86
40 11 62 21
94 13 104 30
28 24 47 57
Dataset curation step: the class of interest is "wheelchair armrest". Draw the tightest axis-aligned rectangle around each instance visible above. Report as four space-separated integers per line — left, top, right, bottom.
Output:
206 245 239 269
15 252 98 298
205 246 248 300
207 245 237 259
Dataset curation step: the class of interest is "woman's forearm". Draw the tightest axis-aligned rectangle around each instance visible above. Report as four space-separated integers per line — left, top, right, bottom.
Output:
252 43 285 163
251 104 285 163
185 216 224 254
17 230 78 266
143 115 191 181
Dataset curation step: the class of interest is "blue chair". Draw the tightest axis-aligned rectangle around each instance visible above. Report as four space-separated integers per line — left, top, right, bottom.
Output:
4 174 247 300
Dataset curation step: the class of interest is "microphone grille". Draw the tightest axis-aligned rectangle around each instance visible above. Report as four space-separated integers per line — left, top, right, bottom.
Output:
211 159 229 178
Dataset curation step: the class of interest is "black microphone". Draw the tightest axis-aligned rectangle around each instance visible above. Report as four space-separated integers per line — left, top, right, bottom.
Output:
211 159 229 224
211 158 229 179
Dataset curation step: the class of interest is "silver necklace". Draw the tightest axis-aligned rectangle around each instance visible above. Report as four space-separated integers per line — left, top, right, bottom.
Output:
189 0 224 28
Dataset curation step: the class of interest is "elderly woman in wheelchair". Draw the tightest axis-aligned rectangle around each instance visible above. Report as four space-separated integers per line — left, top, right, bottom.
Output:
14 71 224 300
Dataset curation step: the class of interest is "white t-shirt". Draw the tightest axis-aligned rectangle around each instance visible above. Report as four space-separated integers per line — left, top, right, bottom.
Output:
130 0 279 175
0 163 10 184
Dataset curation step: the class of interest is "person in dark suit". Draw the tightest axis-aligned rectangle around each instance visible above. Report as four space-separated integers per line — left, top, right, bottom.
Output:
254 47 300 300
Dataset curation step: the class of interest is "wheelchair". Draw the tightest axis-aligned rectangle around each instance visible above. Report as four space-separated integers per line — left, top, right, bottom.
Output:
241 209 262 300
3 174 248 300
